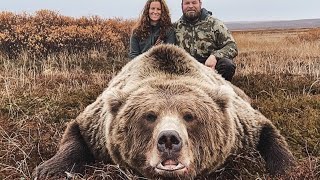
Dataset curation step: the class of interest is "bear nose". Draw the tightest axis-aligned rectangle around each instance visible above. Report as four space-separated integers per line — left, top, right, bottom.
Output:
157 130 182 153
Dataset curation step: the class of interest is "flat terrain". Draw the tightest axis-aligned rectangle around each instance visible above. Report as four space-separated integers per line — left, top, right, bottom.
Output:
227 18 320 30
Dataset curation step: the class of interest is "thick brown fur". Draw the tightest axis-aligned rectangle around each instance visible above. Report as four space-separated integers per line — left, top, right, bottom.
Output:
33 44 294 179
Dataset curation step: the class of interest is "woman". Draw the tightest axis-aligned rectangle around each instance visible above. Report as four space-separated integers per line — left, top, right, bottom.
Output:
129 0 175 59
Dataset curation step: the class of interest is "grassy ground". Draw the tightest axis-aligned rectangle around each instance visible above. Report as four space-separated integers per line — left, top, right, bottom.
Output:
0 28 319 179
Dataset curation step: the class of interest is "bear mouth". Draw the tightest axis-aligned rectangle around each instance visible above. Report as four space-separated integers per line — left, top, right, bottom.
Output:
156 159 186 171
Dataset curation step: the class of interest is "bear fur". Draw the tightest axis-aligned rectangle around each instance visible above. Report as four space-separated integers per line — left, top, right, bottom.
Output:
34 44 294 179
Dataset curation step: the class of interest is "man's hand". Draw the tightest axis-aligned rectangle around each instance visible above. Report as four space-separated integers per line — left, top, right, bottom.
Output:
205 55 217 69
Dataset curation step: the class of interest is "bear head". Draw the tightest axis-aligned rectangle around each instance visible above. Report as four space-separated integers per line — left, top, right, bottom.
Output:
106 81 237 179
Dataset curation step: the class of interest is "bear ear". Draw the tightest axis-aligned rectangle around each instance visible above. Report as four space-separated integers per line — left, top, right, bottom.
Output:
104 89 127 115
208 85 235 111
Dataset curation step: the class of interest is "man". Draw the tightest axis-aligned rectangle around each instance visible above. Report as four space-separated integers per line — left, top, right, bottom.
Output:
174 0 238 81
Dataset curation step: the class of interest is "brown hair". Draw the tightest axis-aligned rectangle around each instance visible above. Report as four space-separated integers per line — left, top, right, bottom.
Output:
133 0 172 40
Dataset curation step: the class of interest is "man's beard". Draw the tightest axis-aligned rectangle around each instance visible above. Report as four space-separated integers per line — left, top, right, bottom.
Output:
183 10 201 22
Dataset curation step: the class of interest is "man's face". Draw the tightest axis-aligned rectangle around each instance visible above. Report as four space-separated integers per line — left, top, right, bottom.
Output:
182 0 202 21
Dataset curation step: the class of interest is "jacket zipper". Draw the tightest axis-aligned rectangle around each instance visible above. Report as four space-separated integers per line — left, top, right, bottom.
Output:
191 25 195 56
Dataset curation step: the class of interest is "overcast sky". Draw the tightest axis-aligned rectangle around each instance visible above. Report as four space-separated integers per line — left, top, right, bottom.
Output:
1 0 319 22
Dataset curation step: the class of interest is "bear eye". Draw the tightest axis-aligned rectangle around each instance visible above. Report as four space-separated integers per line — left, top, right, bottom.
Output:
183 113 194 122
145 112 157 122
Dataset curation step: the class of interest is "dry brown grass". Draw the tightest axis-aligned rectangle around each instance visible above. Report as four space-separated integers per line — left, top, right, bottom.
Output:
0 50 128 179
233 29 320 77
0 28 319 179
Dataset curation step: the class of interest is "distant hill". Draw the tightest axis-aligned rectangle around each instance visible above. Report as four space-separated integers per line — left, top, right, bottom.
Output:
226 18 320 31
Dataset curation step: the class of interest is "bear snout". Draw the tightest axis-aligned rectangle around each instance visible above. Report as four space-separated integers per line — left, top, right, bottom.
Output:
157 130 182 156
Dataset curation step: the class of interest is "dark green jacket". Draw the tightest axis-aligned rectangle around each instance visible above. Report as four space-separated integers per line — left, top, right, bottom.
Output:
129 24 175 59
174 8 238 63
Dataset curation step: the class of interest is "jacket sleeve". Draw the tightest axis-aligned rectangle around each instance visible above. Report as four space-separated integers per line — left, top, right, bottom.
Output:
211 20 238 60
129 34 141 59
165 28 176 44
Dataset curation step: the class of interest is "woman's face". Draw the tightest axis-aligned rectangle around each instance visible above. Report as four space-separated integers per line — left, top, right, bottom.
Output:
149 1 162 25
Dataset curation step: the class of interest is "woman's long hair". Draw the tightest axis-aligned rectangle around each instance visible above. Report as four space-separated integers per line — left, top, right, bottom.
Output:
133 0 172 40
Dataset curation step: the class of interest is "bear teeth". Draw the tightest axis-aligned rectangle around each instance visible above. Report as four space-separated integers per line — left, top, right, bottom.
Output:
163 159 178 166
156 160 186 171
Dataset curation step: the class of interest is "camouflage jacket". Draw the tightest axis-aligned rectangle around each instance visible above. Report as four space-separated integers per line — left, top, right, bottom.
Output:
174 8 238 63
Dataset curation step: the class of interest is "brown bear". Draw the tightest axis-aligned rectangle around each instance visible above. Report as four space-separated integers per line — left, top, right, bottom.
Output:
33 44 294 179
